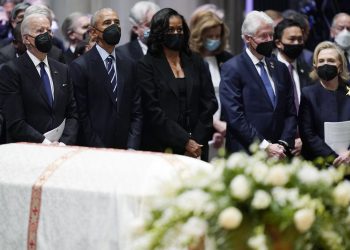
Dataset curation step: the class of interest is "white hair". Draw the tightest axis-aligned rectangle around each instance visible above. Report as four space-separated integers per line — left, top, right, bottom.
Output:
21 13 49 38
24 4 52 24
91 8 114 27
241 10 273 38
129 1 160 25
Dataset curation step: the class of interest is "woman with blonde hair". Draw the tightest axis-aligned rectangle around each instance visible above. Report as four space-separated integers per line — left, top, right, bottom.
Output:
299 41 350 166
190 11 233 159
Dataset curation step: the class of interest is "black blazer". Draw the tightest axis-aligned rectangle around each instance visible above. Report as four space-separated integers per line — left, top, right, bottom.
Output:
0 52 78 144
299 82 350 160
116 39 144 62
220 51 297 153
69 45 142 149
138 51 218 155
63 49 76 65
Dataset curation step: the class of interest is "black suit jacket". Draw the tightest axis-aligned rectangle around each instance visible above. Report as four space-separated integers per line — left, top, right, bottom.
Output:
138 51 218 155
0 43 65 66
69 45 142 149
116 39 144 62
63 49 76 65
299 83 350 160
220 51 297 153
0 52 78 144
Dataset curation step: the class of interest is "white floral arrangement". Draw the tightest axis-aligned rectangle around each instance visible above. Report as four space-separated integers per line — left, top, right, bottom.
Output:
132 148 350 250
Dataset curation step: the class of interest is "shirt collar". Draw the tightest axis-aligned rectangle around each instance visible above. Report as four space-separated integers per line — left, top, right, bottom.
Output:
26 50 49 67
137 38 148 55
245 47 265 66
277 51 297 69
96 43 116 61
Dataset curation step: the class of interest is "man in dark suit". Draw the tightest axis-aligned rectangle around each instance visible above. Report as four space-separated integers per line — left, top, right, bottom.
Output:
220 11 297 159
61 12 90 64
69 8 142 149
116 1 159 61
273 18 313 156
0 13 78 144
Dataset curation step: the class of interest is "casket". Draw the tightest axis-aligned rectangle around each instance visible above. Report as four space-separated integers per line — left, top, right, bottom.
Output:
0 143 211 250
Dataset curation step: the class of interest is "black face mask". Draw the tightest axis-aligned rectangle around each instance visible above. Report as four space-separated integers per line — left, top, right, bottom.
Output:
31 32 52 53
317 64 338 81
255 40 274 57
282 43 304 60
164 34 184 51
99 24 121 45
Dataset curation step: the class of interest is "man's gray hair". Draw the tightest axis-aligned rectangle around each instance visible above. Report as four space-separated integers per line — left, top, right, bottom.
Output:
331 12 350 28
129 1 160 25
21 13 48 37
24 4 52 24
241 10 273 38
61 12 85 40
90 8 114 27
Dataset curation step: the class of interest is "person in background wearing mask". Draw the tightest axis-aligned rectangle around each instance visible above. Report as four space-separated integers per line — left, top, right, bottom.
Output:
0 22 26 65
189 10 232 160
220 11 297 158
61 12 90 64
299 41 350 166
330 13 350 71
116 1 159 61
69 8 142 149
273 18 314 156
137 8 217 160
0 13 78 145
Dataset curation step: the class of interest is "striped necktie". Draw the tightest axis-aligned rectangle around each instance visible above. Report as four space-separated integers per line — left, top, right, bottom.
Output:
106 55 118 101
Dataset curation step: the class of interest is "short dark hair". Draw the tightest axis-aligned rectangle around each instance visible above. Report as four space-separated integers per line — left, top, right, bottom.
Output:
147 8 191 55
282 10 308 31
274 18 303 41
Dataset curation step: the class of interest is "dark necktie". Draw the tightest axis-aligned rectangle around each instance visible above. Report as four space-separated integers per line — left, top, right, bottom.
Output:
106 55 118 101
257 61 276 107
287 63 299 113
39 62 53 106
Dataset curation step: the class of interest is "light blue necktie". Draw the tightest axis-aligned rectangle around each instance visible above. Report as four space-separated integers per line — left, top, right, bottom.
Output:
257 61 276 107
106 55 118 101
39 62 53 107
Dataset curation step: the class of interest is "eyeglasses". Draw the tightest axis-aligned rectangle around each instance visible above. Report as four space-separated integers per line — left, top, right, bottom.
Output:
167 27 183 34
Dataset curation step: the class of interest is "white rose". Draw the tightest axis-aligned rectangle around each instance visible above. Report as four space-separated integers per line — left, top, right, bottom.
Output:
333 181 350 207
297 166 320 185
294 208 315 233
176 189 210 213
248 234 268 250
249 163 269 183
181 217 208 238
218 207 243 229
226 153 247 169
230 175 251 201
251 190 272 210
265 166 289 186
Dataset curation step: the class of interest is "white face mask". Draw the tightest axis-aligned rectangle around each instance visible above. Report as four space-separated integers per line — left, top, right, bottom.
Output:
335 28 350 50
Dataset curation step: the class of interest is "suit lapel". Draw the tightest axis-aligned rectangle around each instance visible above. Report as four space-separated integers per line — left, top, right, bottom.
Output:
115 52 125 112
154 53 179 98
90 46 117 107
48 59 60 109
242 52 274 109
181 53 194 104
265 58 278 108
21 53 52 108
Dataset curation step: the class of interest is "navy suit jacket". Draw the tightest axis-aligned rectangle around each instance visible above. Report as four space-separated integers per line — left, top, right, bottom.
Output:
69 45 142 149
0 52 78 144
220 51 297 153
116 39 144 62
299 83 350 160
